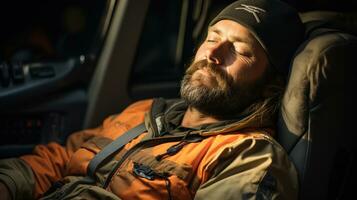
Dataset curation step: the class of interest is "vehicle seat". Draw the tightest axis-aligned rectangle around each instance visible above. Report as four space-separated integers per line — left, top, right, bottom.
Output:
277 11 356 199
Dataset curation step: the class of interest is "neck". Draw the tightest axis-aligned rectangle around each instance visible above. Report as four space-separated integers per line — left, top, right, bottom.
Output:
181 106 220 128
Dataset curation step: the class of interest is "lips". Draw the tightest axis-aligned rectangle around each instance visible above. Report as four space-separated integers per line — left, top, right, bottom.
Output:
190 67 219 87
185 60 232 90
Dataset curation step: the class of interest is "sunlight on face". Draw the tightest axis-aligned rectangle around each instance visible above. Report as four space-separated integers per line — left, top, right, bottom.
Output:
194 20 269 87
180 20 271 118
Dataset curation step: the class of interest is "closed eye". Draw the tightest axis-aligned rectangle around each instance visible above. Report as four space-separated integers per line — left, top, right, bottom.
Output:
206 39 217 43
232 45 252 57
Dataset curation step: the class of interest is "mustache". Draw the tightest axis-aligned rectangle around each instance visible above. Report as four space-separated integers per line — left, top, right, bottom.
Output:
185 60 233 87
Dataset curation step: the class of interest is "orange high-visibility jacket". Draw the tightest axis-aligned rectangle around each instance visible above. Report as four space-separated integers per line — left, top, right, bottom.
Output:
0 99 298 200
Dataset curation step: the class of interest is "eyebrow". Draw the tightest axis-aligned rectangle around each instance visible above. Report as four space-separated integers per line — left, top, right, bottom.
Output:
208 27 251 44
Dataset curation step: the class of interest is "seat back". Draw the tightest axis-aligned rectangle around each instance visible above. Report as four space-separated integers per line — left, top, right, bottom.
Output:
278 11 356 199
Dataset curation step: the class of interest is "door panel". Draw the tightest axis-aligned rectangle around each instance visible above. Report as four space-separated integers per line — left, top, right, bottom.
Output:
0 89 86 158
0 56 91 107
0 55 93 158
0 0 108 158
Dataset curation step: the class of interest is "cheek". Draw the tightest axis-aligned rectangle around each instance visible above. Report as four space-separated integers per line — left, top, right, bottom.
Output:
231 58 266 83
194 45 206 61
226 60 251 82
229 67 246 83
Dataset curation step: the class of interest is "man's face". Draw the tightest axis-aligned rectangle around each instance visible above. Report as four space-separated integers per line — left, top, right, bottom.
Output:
181 20 270 118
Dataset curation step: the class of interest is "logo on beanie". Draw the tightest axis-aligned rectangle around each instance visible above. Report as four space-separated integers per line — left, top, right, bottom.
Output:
235 4 266 23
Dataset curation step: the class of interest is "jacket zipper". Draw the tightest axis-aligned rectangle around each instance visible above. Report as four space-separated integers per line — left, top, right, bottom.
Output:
102 135 186 188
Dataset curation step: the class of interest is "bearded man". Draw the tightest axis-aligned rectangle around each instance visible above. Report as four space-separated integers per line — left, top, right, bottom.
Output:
0 0 304 199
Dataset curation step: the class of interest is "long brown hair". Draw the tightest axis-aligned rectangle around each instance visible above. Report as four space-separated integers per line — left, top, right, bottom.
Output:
237 69 285 128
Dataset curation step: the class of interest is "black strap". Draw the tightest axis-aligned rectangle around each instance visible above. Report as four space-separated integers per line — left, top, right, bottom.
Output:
87 123 147 179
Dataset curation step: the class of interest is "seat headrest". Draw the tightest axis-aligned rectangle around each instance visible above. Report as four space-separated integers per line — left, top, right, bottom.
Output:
300 11 357 36
278 11 356 152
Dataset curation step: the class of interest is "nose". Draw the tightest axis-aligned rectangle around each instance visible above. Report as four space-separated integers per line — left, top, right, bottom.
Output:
205 42 227 65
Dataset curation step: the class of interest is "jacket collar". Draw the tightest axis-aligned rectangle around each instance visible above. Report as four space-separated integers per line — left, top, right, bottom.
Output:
144 98 275 138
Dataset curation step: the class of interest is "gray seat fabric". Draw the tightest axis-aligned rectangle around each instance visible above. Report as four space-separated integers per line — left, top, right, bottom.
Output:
278 11 356 199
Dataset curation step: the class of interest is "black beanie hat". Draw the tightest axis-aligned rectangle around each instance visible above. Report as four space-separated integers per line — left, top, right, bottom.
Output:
209 0 304 77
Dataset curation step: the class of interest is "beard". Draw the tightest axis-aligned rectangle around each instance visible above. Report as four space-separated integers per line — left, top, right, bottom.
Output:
180 60 267 119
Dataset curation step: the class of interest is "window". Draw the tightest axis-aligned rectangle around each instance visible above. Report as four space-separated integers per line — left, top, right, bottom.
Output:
129 0 183 84
0 0 106 63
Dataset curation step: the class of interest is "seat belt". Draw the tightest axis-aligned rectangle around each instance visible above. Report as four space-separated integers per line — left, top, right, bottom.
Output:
43 123 147 198
87 123 147 179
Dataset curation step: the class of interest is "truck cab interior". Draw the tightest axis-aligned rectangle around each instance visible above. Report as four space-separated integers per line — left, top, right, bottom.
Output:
0 0 355 199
